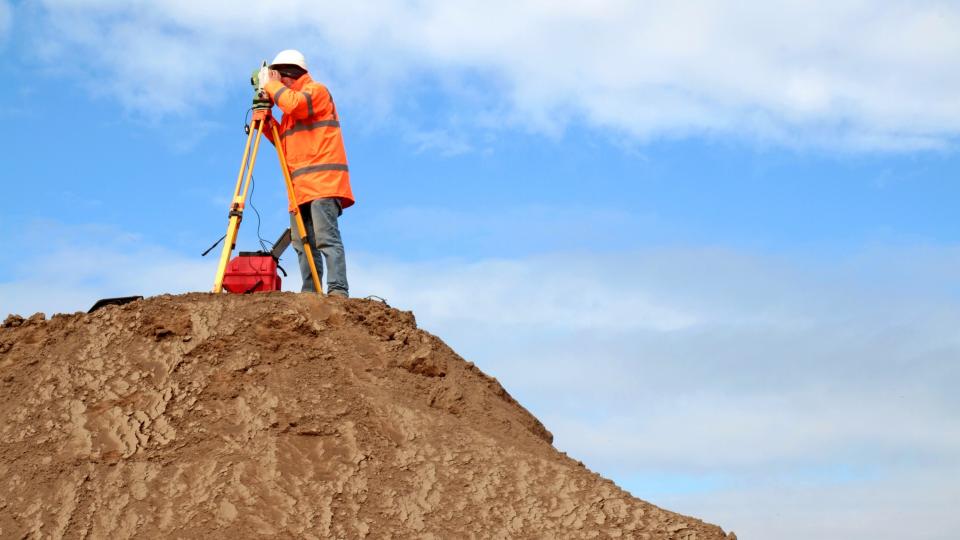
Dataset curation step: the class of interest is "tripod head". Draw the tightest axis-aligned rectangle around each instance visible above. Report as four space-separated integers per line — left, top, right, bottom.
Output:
249 61 272 110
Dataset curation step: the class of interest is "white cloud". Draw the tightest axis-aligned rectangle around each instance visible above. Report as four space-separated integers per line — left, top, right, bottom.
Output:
404 128 475 156
339 247 960 540
363 256 701 332
25 0 960 149
348 204 659 259
0 223 217 316
0 1 11 42
0 245 217 317
654 466 960 540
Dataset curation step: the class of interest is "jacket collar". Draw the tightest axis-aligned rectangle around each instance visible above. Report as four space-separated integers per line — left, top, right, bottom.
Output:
288 73 313 91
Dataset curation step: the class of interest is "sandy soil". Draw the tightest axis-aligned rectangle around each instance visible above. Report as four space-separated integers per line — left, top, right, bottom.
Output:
0 293 734 539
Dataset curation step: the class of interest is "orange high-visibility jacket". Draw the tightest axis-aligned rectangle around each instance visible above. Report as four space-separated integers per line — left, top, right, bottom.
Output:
264 74 355 210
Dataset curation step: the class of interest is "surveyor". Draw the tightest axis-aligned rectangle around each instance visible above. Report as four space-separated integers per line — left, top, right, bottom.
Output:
260 49 354 297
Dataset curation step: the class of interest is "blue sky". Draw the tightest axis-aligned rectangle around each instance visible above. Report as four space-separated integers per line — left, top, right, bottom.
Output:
2 2 960 538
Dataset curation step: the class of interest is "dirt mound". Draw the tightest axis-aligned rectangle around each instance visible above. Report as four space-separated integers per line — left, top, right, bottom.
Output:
0 293 733 539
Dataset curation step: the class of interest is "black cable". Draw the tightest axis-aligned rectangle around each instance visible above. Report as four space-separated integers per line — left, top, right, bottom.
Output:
206 106 280 259
243 107 254 134
364 295 390 306
247 174 274 253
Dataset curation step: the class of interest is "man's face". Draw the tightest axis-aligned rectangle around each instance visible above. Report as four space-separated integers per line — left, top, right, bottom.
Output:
280 75 297 87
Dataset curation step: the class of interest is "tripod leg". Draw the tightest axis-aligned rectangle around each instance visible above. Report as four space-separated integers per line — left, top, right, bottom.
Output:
212 117 266 292
271 121 323 294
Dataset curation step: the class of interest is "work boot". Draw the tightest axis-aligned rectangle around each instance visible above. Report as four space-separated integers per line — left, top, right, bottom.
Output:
328 289 348 298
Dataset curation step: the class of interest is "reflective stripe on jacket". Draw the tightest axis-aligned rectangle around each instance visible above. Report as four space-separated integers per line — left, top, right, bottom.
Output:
264 74 355 210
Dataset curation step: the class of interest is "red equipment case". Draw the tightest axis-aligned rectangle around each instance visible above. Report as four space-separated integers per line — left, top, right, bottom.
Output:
222 252 282 293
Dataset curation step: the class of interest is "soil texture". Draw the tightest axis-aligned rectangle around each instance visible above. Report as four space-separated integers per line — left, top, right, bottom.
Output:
0 293 734 539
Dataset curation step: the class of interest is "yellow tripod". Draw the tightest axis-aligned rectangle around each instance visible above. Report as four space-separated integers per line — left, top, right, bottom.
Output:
211 108 322 293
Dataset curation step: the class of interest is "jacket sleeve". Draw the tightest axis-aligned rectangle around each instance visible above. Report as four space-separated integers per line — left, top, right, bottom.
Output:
264 80 325 120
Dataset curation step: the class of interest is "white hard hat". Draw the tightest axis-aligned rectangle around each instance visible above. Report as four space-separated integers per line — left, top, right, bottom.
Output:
270 49 308 70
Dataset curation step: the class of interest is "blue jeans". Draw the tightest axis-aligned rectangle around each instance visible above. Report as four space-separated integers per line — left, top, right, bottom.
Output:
290 198 348 296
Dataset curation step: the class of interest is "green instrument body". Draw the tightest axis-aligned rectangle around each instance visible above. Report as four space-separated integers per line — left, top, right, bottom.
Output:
250 62 272 110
